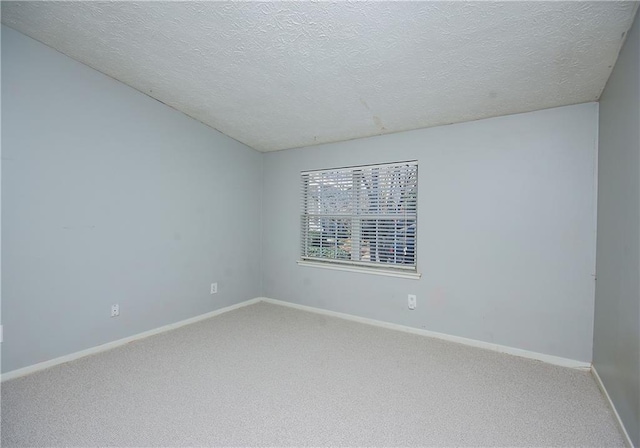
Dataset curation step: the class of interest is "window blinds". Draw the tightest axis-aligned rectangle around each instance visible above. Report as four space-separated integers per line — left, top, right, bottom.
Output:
301 161 418 271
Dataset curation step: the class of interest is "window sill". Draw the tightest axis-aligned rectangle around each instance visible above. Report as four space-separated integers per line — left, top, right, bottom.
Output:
297 260 422 280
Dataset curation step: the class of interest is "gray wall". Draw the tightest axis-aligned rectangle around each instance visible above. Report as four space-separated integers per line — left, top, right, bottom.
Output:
263 103 599 363
0 21 3 374
593 10 640 447
1 26 262 373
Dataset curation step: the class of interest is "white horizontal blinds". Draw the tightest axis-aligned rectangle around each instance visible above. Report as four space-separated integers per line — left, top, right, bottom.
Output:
301 168 354 261
301 161 417 270
360 162 417 266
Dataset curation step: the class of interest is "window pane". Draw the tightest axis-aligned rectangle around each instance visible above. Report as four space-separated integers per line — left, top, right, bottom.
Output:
301 161 417 271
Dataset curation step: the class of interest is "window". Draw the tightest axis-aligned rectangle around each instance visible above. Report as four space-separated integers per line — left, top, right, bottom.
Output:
300 161 418 274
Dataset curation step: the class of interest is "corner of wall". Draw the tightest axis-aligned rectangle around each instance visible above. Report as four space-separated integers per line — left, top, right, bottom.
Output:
259 151 265 298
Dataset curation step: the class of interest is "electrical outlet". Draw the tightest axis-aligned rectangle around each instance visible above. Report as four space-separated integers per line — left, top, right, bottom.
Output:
210 282 218 294
111 304 120 317
408 294 417 310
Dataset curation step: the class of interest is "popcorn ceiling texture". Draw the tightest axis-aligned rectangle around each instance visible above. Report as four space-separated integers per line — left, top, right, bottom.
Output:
1 1 637 152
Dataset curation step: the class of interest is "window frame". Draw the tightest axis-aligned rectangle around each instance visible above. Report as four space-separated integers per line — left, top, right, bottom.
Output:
299 161 420 279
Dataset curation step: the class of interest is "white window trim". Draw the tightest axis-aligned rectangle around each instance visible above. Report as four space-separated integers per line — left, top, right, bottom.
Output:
297 260 422 280
300 161 419 276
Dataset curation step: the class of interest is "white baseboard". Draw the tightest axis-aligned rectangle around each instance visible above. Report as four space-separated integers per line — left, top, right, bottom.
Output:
2 296 592 383
1 298 262 382
259 297 592 370
591 366 634 448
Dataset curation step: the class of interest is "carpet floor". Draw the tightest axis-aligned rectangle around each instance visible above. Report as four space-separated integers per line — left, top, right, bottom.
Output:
1 302 625 447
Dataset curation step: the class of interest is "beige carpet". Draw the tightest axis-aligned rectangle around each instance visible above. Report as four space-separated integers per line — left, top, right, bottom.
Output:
1 301 625 446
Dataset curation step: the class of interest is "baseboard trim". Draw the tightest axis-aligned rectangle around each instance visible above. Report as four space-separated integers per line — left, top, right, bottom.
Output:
2 296 592 383
259 297 591 370
1 298 262 382
591 366 634 448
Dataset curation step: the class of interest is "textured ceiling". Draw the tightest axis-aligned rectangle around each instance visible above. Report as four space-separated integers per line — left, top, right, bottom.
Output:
2 2 638 152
